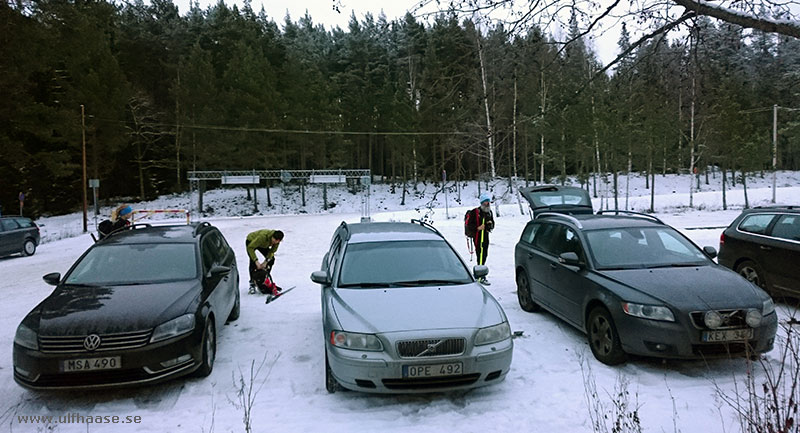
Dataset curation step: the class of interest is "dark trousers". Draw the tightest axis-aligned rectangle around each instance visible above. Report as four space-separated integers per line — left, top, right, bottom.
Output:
245 243 275 283
473 232 490 265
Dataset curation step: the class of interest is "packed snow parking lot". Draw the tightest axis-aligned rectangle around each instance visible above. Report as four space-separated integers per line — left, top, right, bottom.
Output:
1 173 799 433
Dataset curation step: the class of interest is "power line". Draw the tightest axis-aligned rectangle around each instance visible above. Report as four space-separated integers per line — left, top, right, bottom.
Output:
89 116 469 136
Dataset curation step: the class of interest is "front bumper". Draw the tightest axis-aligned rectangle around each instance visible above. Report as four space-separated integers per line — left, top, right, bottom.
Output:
326 332 513 394
13 330 204 390
615 311 778 359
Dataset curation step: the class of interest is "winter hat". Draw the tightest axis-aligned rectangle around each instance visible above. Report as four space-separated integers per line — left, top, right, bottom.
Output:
480 193 491 204
119 205 133 217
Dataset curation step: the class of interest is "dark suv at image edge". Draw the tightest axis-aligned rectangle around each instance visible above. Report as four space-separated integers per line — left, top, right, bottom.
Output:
719 206 800 299
0 215 40 258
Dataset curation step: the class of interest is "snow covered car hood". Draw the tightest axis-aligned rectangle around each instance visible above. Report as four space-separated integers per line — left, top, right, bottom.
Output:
329 283 505 334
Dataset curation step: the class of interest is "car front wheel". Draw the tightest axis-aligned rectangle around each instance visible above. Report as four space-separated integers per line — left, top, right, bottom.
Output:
325 353 341 393
22 239 36 256
587 307 627 365
227 287 240 322
736 260 767 291
516 270 540 312
195 318 216 377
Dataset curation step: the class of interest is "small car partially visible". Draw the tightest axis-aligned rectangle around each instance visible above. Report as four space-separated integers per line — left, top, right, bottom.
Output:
718 206 800 299
0 216 40 258
13 222 240 389
311 220 513 393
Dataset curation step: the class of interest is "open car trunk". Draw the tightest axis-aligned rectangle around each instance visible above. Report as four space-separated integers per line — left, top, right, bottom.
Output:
519 185 594 219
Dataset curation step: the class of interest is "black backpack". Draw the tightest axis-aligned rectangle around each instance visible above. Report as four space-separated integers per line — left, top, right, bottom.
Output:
97 219 113 240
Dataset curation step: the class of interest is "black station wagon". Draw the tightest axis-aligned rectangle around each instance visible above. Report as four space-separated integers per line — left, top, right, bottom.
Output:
13 222 239 389
0 215 40 258
719 206 800 299
514 212 777 365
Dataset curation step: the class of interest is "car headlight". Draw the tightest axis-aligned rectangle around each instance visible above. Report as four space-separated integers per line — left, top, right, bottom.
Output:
704 311 723 329
762 298 775 316
475 322 511 346
14 324 38 350
150 314 196 343
622 302 675 322
330 331 383 351
746 309 763 327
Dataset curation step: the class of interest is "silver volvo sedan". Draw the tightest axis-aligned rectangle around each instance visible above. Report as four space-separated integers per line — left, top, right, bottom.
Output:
311 220 513 393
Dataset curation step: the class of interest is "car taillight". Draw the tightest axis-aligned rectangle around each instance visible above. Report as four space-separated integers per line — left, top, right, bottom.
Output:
719 233 725 246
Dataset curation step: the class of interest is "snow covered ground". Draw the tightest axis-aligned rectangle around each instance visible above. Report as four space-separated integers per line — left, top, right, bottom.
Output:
1 171 798 433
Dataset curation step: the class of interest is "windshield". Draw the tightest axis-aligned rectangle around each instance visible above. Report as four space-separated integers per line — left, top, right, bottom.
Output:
585 227 710 270
338 240 472 287
529 190 592 208
65 243 198 285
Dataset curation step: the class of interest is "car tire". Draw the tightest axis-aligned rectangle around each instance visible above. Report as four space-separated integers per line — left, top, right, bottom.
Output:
22 239 36 256
587 307 627 366
227 287 240 322
195 318 216 377
516 269 540 312
325 353 341 393
736 260 768 291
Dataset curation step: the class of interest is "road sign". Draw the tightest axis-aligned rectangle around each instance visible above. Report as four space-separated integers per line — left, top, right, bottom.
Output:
89 179 100 188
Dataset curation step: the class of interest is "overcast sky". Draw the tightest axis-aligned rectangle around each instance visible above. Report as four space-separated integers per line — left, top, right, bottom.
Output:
169 0 622 66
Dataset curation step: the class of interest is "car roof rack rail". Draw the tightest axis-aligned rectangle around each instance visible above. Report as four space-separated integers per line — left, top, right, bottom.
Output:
410 218 442 235
192 221 211 237
339 221 351 241
753 205 797 210
535 212 583 229
596 210 664 225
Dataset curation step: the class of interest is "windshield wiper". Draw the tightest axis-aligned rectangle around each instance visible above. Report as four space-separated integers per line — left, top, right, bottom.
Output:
338 282 393 288
392 279 466 286
644 263 703 269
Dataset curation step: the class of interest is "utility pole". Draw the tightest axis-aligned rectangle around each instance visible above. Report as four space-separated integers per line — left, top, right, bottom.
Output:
772 104 777 204
81 105 88 233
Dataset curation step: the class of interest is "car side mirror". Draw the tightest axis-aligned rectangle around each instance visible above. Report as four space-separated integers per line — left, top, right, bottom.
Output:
473 265 489 279
703 246 718 259
559 252 581 267
208 265 231 277
311 270 331 285
43 272 61 286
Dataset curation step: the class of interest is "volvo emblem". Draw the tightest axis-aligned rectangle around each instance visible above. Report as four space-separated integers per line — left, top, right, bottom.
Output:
83 334 102 351
427 343 438 353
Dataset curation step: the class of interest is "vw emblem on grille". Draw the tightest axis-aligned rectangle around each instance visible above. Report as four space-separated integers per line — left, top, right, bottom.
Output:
83 334 102 351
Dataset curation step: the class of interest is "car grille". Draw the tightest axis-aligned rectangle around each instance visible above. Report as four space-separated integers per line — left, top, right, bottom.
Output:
690 309 749 330
382 374 480 390
396 338 465 358
39 330 152 353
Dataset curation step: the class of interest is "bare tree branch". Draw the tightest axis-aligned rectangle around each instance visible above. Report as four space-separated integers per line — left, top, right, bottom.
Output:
671 0 800 37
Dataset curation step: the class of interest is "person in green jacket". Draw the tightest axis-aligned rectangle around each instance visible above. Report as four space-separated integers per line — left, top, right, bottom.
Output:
245 229 284 292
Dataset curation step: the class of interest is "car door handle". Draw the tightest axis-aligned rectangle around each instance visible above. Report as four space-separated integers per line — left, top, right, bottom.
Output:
549 263 558 270
759 245 772 251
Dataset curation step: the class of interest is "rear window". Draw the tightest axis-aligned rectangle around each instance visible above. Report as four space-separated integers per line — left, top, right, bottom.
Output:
530 191 591 208
1 219 19 231
13 218 34 228
65 243 198 285
738 214 776 235
771 215 800 241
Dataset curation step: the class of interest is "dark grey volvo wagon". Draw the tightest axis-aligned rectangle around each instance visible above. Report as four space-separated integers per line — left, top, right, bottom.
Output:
514 211 777 365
